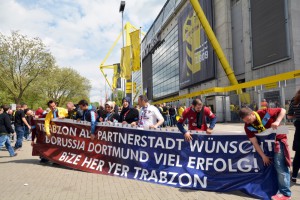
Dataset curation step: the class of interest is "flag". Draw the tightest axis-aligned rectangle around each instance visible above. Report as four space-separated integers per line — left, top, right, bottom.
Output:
112 63 120 89
120 46 131 80
130 30 141 71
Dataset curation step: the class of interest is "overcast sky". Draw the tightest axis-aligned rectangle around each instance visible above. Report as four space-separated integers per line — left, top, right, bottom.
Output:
0 0 166 103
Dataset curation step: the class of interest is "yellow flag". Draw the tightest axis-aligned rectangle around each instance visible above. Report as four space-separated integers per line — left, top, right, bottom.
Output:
120 46 131 80
112 64 120 89
129 30 141 71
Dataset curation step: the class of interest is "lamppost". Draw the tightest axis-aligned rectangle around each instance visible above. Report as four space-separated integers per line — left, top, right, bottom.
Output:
104 74 107 101
119 1 125 48
119 1 126 98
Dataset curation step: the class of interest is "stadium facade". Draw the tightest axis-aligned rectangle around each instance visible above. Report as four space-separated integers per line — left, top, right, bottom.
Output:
133 0 300 121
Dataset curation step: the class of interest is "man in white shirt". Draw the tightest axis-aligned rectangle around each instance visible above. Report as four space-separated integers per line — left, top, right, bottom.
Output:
131 95 164 129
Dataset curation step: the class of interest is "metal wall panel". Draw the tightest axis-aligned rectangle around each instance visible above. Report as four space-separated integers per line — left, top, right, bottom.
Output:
142 54 153 100
250 0 290 68
231 0 245 75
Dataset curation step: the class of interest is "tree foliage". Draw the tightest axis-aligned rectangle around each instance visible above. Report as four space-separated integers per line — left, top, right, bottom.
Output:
0 31 55 104
40 66 91 106
110 90 124 107
0 31 92 109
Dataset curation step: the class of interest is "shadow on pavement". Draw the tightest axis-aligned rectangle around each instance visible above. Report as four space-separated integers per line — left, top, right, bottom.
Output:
0 158 40 164
178 188 252 198
0 156 11 158
0 158 96 173
0 159 68 169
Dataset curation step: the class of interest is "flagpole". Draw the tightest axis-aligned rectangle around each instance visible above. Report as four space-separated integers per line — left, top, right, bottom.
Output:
131 29 133 105
131 71 133 105
140 27 143 96
121 6 126 98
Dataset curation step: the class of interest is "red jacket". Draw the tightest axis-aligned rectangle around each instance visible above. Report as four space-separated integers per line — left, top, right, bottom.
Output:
177 106 216 131
244 108 291 166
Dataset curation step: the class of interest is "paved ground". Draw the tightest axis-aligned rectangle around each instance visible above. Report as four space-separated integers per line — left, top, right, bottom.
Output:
1 123 300 200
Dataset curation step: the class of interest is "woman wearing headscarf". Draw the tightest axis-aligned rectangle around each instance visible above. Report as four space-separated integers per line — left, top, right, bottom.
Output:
287 89 300 183
118 97 139 124
99 101 119 122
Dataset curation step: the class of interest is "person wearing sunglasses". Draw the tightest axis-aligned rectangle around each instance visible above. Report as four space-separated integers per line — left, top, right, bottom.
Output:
99 101 119 123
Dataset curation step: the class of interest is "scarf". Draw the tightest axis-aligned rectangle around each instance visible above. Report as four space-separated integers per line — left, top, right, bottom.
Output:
251 112 266 133
196 107 204 129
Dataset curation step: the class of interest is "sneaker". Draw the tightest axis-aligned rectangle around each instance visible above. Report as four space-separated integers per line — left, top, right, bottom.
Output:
39 158 49 163
271 194 291 200
10 153 18 157
291 177 297 183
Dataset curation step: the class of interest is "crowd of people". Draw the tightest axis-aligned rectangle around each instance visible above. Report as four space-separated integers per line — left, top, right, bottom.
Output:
0 103 50 157
230 99 293 123
1 90 300 200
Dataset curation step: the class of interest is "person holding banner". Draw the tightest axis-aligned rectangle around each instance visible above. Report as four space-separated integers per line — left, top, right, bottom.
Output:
287 89 300 184
118 97 139 124
177 99 217 142
239 107 291 200
66 102 81 120
99 101 119 123
78 100 97 141
44 100 68 139
133 95 164 129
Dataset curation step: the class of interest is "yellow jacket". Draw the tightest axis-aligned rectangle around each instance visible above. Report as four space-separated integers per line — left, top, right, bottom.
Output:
44 107 68 136
178 107 184 117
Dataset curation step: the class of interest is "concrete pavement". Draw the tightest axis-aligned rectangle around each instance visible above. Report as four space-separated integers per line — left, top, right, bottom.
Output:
1 123 300 200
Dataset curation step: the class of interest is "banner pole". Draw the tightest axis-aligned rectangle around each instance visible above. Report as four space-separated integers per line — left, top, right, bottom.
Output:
140 27 143 95
131 71 134 105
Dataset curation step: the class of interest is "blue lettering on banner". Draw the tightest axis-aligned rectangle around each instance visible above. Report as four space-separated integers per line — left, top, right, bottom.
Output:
34 120 278 200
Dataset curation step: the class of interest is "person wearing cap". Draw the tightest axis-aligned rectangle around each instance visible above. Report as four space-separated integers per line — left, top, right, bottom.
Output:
118 97 139 124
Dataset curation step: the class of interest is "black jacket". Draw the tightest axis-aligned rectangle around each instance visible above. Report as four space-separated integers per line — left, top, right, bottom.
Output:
169 107 176 116
101 111 119 122
67 108 82 120
8 114 14 124
118 108 139 124
0 112 14 135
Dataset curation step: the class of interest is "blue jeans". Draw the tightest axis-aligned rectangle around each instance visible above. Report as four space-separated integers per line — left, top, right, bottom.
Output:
274 142 291 197
162 115 167 127
166 115 171 126
170 115 177 126
24 126 30 139
0 134 15 156
15 126 25 149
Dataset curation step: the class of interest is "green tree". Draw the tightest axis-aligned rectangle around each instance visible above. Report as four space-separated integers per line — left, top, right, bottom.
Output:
91 102 100 108
111 90 124 107
0 90 14 105
0 31 55 104
40 66 91 107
